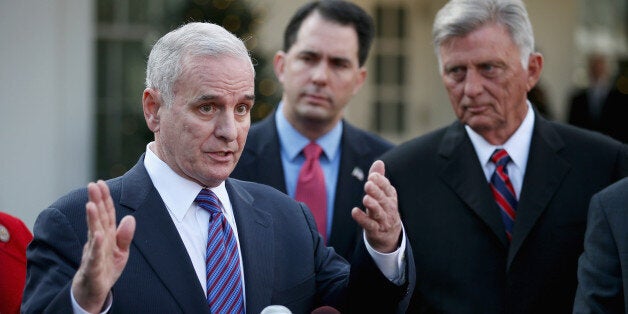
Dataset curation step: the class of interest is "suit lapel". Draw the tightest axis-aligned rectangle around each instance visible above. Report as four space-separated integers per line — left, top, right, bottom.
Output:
329 123 370 251
119 158 207 312
226 179 274 313
507 116 569 268
438 122 510 247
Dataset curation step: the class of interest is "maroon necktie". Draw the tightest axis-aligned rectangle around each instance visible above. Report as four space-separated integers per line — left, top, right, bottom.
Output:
295 142 327 242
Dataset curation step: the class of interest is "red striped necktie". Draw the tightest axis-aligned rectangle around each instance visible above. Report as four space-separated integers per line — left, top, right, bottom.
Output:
489 149 518 241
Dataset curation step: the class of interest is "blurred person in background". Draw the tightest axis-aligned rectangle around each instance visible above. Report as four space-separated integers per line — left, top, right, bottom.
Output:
568 53 628 143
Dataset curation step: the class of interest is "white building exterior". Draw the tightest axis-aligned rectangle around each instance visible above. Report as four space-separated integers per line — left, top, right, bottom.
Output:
1 0 94 229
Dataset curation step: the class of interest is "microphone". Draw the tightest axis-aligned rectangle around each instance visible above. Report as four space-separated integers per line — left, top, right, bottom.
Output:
260 305 292 314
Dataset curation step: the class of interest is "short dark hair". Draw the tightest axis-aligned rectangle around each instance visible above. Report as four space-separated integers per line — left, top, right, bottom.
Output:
283 0 374 67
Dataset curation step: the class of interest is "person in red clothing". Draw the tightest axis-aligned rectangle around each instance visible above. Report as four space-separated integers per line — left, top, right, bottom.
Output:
0 211 33 314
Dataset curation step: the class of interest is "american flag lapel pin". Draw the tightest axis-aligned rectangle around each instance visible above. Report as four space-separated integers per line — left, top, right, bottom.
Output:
351 166 364 181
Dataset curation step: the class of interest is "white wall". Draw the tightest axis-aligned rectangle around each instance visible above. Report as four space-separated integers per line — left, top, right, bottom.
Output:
0 0 94 229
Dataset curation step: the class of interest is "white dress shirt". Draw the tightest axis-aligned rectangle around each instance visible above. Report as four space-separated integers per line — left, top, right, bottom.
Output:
143 143 245 295
465 102 535 198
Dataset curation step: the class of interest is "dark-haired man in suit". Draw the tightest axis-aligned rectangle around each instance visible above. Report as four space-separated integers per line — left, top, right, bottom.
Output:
232 0 393 262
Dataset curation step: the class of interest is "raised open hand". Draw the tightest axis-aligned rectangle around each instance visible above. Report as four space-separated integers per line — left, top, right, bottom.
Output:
351 160 401 253
71 180 136 313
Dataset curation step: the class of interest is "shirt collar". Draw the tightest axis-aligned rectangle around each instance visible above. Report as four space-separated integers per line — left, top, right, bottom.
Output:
144 143 230 222
275 102 342 161
465 101 535 169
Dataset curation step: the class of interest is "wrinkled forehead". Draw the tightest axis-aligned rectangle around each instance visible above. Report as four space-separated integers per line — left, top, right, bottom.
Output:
178 53 254 82
181 50 254 73
173 54 255 97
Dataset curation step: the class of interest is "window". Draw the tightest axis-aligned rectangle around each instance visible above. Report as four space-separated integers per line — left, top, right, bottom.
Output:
372 4 407 134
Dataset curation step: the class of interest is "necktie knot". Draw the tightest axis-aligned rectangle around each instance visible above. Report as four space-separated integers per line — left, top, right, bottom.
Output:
303 142 323 160
195 189 222 217
491 149 512 169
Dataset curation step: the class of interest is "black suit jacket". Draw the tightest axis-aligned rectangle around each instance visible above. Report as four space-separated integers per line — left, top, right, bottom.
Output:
380 113 628 313
231 112 394 261
22 155 413 314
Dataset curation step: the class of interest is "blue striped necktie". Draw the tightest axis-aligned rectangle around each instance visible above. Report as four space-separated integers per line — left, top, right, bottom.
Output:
489 149 518 241
195 189 245 313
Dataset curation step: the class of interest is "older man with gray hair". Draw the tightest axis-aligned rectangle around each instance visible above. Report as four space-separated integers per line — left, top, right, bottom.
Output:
22 22 414 314
378 0 628 312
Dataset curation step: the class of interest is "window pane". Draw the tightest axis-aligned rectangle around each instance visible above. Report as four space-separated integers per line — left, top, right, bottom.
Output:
97 0 115 23
397 7 406 38
128 0 149 23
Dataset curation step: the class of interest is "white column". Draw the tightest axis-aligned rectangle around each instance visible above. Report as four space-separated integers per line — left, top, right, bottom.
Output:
0 0 94 229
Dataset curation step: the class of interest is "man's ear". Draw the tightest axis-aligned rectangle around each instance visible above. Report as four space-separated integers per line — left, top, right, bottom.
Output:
143 88 162 132
526 52 544 92
352 67 368 95
273 51 287 83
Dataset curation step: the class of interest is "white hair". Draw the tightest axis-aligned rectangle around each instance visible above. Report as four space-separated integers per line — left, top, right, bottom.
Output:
432 0 535 71
145 22 254 107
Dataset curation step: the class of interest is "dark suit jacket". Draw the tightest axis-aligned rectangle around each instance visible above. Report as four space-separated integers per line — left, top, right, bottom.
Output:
574 177 628 313
22 155 412 314
567 87 628 143
231 112 394 261
380 113 628 313
568 88 603 131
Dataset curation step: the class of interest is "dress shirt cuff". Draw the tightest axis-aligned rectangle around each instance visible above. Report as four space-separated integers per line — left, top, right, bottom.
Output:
70 286 112 314
363 224 407 285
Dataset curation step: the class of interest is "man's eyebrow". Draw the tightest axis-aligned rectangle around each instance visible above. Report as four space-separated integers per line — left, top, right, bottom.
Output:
330 55 352 64
196 94 218 102
299 50 320 56
301 50 352 63
194 94 256 102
